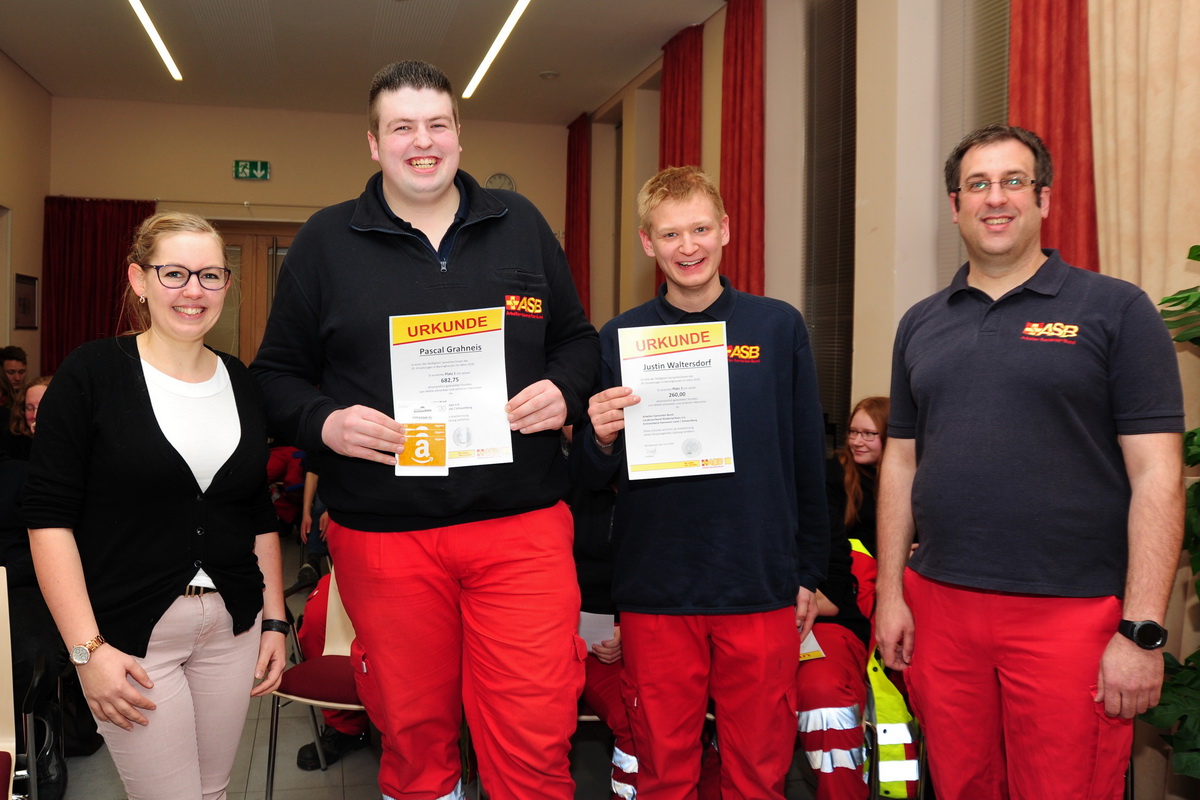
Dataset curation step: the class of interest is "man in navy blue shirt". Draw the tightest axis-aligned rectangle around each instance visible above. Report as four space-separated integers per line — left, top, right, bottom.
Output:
876 125 1184 799
580 166 829 800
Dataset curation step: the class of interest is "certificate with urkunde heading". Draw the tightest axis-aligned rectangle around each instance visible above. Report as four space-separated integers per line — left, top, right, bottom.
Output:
389 307 512 474
617 322 735 481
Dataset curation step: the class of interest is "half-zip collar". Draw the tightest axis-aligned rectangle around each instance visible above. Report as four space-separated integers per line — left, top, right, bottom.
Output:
350 171 507 272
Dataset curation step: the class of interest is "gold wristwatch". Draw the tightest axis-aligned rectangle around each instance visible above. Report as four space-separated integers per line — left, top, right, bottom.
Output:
70 634 106 665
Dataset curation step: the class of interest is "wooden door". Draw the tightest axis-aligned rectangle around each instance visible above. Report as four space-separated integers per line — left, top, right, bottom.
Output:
208 221 300 364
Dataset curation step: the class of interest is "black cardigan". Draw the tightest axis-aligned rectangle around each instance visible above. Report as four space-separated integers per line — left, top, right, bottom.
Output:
22 337 276 656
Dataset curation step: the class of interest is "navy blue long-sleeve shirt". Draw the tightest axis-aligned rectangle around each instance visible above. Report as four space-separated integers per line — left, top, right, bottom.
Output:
577 279 829 614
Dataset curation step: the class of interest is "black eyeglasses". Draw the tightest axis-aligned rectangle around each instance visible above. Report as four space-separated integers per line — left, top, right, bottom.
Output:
847 428 879 442
143 264 231 290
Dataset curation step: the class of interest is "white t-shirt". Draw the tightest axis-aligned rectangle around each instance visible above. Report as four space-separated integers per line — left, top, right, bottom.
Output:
141 356 240 588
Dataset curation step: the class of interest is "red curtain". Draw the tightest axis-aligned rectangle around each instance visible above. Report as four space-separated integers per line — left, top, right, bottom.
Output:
41 196 157 372
1008 0 1099 272
719 0 765 295
660 25 704 169
565 112 592 318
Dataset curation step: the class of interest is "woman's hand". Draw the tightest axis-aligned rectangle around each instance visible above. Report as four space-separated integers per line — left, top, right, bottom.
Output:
78 645 156 731
250 631 287 696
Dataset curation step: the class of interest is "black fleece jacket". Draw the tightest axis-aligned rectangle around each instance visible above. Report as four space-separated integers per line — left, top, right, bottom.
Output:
251 170 598 531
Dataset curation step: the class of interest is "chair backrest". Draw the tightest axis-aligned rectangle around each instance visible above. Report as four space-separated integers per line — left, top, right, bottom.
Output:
322 569 356 658
0 567 16 798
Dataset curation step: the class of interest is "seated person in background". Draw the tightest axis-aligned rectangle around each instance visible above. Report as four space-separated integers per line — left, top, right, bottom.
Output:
294 573 370 770
3 376 51 460
0 346 27 414
794 510 871 800
0 450 97 800
297 454 330 585
266 443 305 536
822 397 921 800
826 397 889 629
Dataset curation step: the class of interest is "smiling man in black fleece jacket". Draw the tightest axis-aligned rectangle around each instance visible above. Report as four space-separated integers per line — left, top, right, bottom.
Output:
250 61 597 800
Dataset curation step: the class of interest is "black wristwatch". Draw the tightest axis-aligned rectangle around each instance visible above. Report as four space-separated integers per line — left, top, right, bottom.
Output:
1117 619 1168 650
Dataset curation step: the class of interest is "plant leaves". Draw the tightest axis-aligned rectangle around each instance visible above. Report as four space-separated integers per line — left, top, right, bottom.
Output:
1159 286 1200 343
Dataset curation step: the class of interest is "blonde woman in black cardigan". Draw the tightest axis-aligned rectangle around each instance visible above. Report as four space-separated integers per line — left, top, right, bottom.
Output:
24 212 286 800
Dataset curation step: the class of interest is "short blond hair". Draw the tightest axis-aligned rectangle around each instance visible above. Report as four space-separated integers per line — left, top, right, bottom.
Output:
636 166 725 233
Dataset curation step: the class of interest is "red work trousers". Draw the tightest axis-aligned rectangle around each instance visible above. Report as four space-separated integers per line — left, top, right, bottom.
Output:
796 623 868 800
328 503 586 800
583 654 638 799
622 608 799 800
903 570 1132 800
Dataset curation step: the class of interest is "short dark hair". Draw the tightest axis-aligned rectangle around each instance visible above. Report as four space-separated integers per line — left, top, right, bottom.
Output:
369 61 458 133
0 346 26 365
944 124 1053 203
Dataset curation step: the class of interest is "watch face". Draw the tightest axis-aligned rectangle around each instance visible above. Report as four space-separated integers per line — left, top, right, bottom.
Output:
71 645 90 665
1134 622 1166 648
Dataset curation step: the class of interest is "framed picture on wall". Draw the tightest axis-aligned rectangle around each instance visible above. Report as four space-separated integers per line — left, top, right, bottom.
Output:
14 274 37 329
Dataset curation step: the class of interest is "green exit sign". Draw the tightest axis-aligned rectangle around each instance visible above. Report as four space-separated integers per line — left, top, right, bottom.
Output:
234 160 270 180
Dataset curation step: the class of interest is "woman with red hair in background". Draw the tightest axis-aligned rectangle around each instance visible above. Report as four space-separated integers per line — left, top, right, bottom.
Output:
792 397 889 800
831 396 889 624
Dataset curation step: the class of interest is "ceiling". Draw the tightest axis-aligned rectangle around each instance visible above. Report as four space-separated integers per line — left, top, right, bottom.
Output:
0 0 723 127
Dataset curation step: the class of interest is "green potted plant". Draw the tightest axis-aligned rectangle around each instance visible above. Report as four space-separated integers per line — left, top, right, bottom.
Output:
1140 245 1200 778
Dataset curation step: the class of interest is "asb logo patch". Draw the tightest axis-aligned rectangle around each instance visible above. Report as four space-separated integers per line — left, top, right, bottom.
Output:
727 344 761 363
1021 321 1079 344
505 295 544 319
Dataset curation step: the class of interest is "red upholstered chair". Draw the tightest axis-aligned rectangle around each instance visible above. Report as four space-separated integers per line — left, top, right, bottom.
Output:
264 569 363 800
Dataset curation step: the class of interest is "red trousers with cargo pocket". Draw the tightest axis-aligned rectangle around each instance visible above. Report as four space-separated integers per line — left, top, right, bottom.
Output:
903 569 1133 800
622 607 800 800
328 502 586 800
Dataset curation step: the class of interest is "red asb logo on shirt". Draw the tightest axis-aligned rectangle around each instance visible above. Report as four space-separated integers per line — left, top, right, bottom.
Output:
1021 321 1079 344
504 295 544 319
727 344 761 363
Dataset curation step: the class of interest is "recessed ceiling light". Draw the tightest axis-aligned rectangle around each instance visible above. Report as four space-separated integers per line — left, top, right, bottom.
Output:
128 0 183 81
539 71 560 81
462 0 533 99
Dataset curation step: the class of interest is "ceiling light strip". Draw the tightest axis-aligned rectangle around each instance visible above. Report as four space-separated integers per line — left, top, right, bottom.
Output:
128 0 183 81
462 0 533 99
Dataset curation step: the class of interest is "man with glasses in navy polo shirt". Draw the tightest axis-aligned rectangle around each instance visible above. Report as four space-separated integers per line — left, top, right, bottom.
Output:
876 124 1184 799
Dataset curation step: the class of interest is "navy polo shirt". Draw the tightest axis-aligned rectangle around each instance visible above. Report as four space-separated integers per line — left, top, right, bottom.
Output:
888 249 1183 597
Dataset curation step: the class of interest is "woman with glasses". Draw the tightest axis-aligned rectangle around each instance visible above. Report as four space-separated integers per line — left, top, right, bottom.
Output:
787 397 891 800
2 375 50 460
836 397 889 564
23 212 286 799
822 396 890 629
